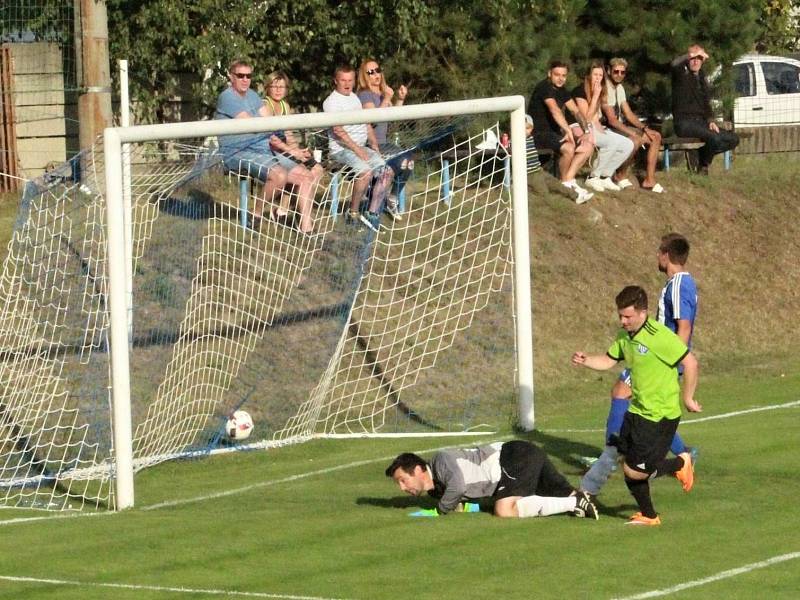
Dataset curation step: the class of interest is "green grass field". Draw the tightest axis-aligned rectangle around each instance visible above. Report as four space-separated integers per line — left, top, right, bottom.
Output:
0 155 798 599
0 357 797 599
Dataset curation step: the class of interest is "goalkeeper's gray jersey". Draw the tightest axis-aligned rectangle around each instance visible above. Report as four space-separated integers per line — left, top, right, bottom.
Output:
429 442 504 513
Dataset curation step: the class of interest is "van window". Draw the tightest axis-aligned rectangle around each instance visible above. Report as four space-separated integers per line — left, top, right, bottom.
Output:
734 63 755 97
761 62 800 95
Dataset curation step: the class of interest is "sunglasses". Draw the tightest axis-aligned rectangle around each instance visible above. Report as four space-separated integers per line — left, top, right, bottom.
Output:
612 69 626 75
366 67 382 76
233 72 252 79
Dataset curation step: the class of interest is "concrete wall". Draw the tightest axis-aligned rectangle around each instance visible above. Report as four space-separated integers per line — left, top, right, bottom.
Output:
2 42 78 180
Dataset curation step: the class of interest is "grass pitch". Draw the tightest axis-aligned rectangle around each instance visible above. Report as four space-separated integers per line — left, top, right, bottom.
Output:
0 359 797 599
0 154 798 598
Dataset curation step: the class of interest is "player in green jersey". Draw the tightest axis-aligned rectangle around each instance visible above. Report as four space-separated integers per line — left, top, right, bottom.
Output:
571 285 701 525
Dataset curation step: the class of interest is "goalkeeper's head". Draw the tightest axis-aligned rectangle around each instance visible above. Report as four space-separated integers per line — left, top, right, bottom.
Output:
386 453 432 496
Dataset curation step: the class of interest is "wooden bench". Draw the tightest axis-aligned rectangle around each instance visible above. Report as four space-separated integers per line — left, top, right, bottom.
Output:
660 137 705 171
661 136 736 171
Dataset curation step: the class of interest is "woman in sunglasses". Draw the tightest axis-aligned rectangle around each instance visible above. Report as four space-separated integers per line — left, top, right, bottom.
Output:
262 70 322 234
356 59 409 221
571 61 635 193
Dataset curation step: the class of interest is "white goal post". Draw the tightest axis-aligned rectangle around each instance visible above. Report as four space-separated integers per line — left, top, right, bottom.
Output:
103 95 535 510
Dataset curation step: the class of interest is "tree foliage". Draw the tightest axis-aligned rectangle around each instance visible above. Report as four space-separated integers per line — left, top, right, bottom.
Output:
578 0 763 116
106 0 432 119
756 0 800 53
105 0 787 123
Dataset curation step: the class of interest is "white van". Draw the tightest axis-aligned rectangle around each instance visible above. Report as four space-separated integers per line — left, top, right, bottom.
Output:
732 54 800 126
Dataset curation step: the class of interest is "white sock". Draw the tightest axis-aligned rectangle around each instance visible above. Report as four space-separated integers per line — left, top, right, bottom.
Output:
516 495 576 518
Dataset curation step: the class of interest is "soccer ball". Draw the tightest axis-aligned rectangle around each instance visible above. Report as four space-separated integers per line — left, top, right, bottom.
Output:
225 410 254 441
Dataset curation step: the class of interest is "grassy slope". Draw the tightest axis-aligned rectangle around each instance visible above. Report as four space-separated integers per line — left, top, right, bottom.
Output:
528 154 800 419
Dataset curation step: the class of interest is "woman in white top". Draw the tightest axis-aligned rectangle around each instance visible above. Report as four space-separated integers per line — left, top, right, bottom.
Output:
571 62 635 193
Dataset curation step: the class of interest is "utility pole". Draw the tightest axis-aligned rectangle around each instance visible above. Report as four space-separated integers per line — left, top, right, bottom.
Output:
76 0 112 155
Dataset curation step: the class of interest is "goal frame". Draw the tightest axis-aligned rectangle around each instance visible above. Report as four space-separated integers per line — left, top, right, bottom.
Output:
103 95 535 510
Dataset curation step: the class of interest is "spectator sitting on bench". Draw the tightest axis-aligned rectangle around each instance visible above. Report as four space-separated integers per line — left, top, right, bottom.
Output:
357 58 408 222
323 64 391 233
215 59 289 225
529 60 595 204
571 61 635 194
524 115 584 201
603 57 664 193
262 70 324 234
671 44 739 175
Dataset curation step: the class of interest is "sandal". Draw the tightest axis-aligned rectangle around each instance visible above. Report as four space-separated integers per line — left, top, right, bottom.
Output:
641 183 665 194
615 178 634 190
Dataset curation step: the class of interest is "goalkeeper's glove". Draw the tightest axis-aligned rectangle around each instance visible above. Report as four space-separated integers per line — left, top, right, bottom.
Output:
462 502 480 513
409 508 439 518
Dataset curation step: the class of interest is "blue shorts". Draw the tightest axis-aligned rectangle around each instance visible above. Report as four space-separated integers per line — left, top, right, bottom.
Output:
330 146 386 175
222 150 280 182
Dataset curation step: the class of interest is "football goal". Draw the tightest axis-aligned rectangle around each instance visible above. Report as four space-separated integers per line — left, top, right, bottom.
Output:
0 96 533 511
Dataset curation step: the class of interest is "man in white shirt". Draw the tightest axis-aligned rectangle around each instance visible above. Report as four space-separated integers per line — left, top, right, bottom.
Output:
323 65 391 232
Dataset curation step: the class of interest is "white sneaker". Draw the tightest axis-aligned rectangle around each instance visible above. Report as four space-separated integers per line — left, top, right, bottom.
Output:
385 205 402 221
385 194 402 221
575 188 593 205
600 178 621 191
584 177 606 192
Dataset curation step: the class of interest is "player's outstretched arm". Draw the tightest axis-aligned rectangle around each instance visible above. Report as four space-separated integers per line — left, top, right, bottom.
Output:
680 351 702 412
571 351 617 371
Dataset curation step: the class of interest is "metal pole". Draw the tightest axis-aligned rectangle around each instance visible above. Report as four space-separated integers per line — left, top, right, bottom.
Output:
509 106 535 431
119 60 134 346
441 160 451 204
240 179 249 227
103 128 135 510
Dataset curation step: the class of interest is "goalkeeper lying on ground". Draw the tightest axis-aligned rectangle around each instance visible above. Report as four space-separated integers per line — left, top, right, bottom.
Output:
385 440 598 519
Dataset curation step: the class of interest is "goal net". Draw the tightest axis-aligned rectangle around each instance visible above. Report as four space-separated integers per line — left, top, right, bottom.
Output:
0 97 532 510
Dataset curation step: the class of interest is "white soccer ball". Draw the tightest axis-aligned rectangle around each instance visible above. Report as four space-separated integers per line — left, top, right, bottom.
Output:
225 410 254 441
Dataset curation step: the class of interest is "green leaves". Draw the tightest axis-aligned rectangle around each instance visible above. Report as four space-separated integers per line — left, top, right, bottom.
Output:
105 0 788 123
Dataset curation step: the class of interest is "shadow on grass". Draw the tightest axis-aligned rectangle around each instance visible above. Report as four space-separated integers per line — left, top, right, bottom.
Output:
512 429 603 473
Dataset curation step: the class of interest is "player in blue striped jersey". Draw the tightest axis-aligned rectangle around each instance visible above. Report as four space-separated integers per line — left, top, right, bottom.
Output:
581 233 698 496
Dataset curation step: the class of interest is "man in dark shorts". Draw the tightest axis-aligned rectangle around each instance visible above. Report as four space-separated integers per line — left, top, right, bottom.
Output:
571 285 701 526
385 440 598 519
529 60 595 203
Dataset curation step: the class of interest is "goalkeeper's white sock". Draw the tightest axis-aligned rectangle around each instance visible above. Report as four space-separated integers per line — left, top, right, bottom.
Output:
516 495 576 518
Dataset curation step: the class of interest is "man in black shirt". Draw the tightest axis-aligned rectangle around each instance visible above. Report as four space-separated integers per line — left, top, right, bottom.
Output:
529 60 595 203
671 44 739 174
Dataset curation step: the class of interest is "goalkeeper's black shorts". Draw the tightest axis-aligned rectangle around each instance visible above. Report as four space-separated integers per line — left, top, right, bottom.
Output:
493 440 574 499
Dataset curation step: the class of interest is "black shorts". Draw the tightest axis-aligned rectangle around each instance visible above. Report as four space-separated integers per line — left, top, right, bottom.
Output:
616 412 679 474
533 130 565 153
494 440 573 499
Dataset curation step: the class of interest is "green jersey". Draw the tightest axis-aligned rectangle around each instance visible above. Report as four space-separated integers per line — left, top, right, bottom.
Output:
607 317 688 421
